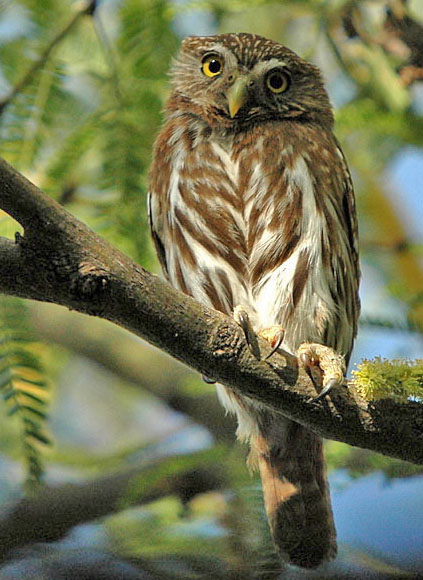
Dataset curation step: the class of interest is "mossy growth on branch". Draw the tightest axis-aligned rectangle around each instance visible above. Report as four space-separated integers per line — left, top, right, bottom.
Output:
352 357 423 402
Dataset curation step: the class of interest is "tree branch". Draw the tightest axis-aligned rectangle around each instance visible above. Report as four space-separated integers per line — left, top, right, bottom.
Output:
28 303 236 442
1 156 423 464
0 450 225 561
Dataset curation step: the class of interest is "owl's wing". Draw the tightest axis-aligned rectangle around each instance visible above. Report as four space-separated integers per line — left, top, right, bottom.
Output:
336 139 360 327
147 190 169 280
335 140 360 278
325 139 360 363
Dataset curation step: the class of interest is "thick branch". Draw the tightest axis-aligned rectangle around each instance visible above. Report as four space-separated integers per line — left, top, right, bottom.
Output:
1 157 423 464
28 303 236 442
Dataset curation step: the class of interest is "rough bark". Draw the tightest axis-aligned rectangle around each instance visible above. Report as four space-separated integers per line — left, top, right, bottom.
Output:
28 303 237 442
1 156 423 465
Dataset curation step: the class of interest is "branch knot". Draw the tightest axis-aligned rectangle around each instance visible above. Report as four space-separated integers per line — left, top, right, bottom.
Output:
71 262 109 300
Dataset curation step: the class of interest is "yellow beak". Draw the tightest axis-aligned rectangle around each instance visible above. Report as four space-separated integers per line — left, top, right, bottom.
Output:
226 77 248 118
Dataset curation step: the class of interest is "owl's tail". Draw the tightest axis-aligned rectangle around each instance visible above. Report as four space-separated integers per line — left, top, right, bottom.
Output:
252 416 336 568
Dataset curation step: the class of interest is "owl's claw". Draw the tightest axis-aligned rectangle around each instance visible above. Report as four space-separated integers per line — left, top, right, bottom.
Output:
233 305 261 359
297 343 346 401
233 307 286 361
311 377 340 402
202 374 216 384
259 326 285 359
234 305 254 348
299 351 312 367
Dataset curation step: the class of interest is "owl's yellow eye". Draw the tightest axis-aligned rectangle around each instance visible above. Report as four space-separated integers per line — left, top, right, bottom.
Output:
201 54 223 77
266 70 290 93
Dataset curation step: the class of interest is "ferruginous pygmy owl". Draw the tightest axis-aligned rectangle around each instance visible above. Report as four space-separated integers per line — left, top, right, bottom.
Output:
148 33 360 568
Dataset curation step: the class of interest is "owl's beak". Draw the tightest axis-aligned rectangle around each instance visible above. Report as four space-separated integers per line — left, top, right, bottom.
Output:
226 77 248 118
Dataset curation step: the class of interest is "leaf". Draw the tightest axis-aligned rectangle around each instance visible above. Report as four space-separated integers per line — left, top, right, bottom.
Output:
15 376 47 388
19 405 48 419
26 430 52 446
0 296 52 485
17 390 48 405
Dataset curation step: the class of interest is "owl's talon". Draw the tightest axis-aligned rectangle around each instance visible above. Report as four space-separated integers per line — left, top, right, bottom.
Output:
310 378 339 402
300 355 320 391
233 305 255 350
202 374 216 384
299 352 311 367
298 343 346 400
261 327 285 359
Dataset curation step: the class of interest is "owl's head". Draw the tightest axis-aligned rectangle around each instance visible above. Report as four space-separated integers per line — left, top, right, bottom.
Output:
169 33 333 129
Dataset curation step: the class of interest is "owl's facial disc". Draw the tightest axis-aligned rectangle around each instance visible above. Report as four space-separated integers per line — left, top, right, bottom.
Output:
173 35 334 127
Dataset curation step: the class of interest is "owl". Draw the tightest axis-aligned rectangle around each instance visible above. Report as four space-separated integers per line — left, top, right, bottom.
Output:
148 33 360 568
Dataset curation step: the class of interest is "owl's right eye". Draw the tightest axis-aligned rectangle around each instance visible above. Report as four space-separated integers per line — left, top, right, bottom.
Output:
201 54 223 77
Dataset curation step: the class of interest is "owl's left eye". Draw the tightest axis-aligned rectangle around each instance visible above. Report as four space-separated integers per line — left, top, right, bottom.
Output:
266 70 290 93
201 54 224 77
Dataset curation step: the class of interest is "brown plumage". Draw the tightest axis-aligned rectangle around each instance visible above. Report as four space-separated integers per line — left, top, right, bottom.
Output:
148 33 360 568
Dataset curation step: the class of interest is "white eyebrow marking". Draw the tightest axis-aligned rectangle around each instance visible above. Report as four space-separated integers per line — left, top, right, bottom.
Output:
251 58 288 75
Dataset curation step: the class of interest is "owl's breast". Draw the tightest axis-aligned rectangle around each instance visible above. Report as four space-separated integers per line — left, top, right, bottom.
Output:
163 130 305 315
160 130 251 317
152 119 355 355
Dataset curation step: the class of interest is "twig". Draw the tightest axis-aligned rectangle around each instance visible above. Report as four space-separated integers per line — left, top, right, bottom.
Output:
92 9 124 103
0 1 97 115
1 156 423 464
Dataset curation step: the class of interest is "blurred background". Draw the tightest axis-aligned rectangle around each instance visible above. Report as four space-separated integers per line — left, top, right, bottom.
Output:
0 0 422 578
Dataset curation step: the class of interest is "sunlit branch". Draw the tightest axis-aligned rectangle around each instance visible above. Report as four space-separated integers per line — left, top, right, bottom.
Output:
1 156 423 465
29 303 236 442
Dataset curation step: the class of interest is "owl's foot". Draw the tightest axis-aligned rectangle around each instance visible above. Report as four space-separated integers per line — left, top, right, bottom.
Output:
233 305 261 359
258 326 285 359
234 305 254 346
234 306 285 360
297 343 346 401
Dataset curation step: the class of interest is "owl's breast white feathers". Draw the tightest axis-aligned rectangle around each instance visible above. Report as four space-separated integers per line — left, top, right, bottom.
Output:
150 118 355 357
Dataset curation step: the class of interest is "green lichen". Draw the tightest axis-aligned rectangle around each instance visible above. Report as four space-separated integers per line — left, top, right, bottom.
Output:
352 357 423 402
